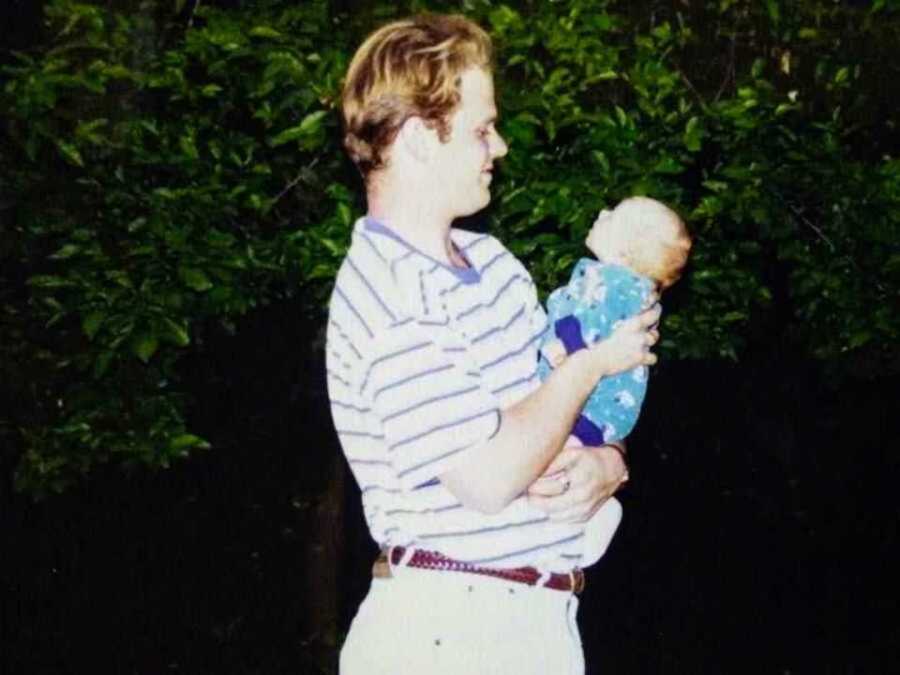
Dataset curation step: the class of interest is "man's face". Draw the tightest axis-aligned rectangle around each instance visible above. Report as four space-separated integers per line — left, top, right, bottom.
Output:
431 67 508 218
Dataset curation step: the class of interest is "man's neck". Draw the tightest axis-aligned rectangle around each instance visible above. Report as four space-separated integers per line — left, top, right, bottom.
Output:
367 184 460 267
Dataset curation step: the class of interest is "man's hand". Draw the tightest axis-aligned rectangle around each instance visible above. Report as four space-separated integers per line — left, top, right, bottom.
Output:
526 445 628 522
591 303 661 375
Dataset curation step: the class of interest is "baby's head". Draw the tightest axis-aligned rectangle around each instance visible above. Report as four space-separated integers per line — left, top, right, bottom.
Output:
585 196 692 289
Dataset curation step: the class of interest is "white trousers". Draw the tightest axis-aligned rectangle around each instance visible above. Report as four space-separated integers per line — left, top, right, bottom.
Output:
340 564 585 675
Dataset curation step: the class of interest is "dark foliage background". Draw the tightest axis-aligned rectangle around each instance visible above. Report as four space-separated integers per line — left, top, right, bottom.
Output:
2 0 899 673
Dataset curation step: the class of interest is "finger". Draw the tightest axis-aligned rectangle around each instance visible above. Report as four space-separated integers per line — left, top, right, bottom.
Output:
637 303 662 327
643 351 658 366
527 475 567 497
527 488 579 514
544 489 596 522
558 458 591 490
540 447 582 476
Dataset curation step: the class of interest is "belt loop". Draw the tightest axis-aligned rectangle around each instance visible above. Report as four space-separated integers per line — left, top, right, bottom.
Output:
398 546 415 567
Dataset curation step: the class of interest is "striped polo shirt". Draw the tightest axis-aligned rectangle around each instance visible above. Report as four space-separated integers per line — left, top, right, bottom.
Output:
326 217 587 571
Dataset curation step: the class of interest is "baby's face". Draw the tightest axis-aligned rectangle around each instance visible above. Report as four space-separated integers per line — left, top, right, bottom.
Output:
586 205 691 288
585 209 614 255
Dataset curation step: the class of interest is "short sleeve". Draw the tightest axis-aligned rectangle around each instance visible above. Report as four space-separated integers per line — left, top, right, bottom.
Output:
514 257 548 342
361 324 501 490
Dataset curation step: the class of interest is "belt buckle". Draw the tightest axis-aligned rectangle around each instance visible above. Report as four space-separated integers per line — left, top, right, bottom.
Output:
570 568 585 595
372 550 393 579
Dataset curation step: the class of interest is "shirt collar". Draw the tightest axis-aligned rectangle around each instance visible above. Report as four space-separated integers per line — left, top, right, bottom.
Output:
359 216 481 285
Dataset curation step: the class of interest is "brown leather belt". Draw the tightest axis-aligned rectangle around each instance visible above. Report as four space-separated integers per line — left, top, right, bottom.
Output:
372 546 585 595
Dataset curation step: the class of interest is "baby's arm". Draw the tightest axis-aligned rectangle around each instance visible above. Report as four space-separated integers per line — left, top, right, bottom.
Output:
541 315 589 366
540 259 606 367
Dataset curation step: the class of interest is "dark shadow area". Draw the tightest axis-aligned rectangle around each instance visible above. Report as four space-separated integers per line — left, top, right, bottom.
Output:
4 302 898 673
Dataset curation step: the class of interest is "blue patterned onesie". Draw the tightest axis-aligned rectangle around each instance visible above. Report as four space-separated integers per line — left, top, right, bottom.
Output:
538 258 655 445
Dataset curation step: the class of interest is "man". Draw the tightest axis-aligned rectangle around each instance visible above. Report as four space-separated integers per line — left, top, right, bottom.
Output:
327 14 660 674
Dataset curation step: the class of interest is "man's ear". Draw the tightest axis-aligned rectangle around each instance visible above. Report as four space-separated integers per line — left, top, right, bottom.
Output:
395 115 435 164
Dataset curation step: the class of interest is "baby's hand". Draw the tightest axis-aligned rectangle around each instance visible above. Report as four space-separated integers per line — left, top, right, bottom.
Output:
540 338 568 367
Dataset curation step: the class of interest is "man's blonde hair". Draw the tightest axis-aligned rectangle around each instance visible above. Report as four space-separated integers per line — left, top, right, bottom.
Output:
341 14 493 179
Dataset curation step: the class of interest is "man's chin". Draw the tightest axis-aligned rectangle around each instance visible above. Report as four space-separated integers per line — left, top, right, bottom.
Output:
454 193 491 219
476 186 494 209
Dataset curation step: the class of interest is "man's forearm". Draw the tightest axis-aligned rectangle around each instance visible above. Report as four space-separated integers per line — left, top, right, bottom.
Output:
440 348 610 513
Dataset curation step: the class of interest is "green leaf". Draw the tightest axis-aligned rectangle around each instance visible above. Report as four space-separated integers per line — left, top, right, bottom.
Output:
683 116 703 152
161 318 190 347
57 141 84 167
131 334 159 363
75 118 109 144
722 311 746 323
489 5 523 32
93 350 115 378
179 267 213 292
82 311 104 340
337 202 352 227
249 26 284 39
50 244 80 260
169 434 211 452
592 150 610 173
27 275 74 288
179 132 198 160
269 110 328 147
847 331 872 349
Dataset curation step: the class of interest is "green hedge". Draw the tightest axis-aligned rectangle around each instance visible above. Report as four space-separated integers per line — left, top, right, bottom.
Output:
2 0 898 495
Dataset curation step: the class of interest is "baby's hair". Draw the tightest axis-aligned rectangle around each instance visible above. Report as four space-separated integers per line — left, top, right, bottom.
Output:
614 197 691 288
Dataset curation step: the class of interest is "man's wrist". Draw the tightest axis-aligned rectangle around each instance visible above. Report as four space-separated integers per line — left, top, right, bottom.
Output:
577 342 612 381
603 442 629 483
564 348 607 390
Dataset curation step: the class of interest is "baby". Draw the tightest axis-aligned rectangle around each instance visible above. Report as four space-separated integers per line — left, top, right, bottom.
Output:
538 196 692 566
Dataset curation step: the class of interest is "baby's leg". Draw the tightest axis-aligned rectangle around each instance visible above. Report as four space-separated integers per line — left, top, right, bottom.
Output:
581 497 623 567
562 434 624 567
